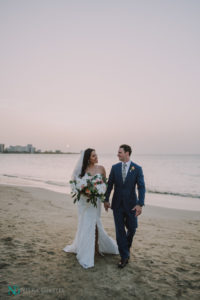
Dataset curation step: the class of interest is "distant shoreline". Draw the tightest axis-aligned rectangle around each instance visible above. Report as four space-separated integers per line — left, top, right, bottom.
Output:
0 152 80 154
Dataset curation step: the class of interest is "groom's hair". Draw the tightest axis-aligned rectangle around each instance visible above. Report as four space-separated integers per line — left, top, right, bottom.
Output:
119 144 132 155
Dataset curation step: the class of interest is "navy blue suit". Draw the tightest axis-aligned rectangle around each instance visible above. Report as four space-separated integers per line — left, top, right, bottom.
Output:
105 161 145 259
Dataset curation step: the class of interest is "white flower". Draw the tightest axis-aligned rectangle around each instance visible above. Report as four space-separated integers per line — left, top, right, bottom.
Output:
75 177 87 190
96 174 102 178
84 173 90 179
70 182 78 194
96 183 107 194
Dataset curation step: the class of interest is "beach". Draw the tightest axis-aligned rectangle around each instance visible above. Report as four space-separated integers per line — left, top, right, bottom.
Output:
0 184 200 300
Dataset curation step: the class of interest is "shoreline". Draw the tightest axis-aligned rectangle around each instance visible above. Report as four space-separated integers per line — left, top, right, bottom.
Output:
0 182 200 212
1 184 200 299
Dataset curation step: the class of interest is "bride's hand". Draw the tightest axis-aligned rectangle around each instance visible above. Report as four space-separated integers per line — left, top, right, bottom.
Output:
104 202 110 212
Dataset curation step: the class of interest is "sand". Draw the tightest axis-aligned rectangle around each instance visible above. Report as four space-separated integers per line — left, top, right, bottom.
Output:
0 184 200 300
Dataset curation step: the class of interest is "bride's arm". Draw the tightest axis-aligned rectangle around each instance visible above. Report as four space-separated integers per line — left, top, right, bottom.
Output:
101 166 106 178
97 165 106 177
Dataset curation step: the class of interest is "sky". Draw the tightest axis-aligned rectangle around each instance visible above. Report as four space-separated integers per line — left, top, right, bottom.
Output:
0 0 200 154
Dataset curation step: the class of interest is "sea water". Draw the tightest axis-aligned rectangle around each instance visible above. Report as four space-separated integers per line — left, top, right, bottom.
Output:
0 153 200 211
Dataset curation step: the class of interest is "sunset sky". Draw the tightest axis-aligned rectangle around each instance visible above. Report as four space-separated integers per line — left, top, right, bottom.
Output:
0 0 200 154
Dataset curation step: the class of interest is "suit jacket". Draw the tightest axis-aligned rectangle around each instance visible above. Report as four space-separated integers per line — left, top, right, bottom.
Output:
105 161 145 212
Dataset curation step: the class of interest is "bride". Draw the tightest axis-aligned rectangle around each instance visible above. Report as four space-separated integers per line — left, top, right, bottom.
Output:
63 148 119 269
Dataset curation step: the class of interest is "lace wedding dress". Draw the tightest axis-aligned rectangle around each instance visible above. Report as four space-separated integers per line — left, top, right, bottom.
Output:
63 174 119 269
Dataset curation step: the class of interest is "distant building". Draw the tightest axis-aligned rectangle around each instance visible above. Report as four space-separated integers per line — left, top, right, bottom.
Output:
31 147 36 153
0 144 5 152
55 150 61 153
27 144 33 152
7 144 36 153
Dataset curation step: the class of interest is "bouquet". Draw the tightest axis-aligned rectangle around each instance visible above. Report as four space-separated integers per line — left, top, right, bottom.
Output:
70 173 107 207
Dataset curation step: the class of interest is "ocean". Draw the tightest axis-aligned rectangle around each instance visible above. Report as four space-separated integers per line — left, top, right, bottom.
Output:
0 153 200 211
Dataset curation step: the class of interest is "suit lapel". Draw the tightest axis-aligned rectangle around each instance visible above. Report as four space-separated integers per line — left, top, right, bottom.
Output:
118 163 123 185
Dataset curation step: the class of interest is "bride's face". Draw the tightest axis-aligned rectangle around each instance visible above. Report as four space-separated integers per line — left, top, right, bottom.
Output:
89 151 98 164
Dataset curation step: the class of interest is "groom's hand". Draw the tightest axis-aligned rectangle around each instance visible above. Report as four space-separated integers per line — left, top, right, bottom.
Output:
104 202 110 212
132 205 142 217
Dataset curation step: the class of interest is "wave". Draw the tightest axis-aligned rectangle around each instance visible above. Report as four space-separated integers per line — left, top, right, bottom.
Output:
2 174 67 187
2 174 18 178
45 180 67 187
147 189 200 199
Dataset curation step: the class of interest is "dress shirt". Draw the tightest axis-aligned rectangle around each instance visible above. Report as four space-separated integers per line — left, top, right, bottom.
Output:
121 160 131 176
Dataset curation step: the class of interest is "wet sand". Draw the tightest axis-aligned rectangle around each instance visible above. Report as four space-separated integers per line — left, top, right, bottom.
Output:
0 184 200 299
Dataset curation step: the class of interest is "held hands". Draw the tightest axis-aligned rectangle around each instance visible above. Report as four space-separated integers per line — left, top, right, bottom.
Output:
104 202 111 212
132 205 142 217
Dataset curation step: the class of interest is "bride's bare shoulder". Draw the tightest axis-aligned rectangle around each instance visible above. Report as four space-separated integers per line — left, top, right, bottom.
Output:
96 164 105 170
96 165 106 175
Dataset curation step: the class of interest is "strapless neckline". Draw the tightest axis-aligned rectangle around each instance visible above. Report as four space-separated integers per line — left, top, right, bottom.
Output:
86 172 103 177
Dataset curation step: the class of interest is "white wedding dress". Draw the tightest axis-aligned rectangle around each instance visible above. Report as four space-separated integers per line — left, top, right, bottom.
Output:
63 174 119 269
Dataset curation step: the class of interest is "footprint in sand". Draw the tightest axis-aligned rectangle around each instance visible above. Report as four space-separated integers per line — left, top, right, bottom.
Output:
176 267 187 272
47 251 55 255
0 263 10 269
2 236 13 242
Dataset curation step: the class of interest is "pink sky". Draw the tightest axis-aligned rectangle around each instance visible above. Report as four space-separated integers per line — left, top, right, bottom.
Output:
0 0 200 154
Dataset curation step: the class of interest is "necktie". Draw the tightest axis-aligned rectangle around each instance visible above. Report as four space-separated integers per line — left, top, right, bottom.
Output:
122 163 127 183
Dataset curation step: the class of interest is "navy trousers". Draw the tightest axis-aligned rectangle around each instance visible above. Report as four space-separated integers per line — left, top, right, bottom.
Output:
113 202 137 260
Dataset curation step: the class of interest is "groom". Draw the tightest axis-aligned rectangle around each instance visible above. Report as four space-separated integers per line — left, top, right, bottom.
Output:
104 144 145 268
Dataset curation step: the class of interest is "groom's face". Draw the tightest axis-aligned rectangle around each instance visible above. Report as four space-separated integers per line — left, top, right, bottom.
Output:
118 148 129 162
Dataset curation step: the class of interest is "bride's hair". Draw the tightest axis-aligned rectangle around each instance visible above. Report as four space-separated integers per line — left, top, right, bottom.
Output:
80 148 95 177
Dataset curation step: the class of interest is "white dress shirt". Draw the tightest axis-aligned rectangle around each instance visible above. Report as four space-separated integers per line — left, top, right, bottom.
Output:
121 160 131 176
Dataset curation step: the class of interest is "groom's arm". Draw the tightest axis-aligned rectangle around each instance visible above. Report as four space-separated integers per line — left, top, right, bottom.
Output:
132 166 145 216
136 166 145 207
104 166 114 210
